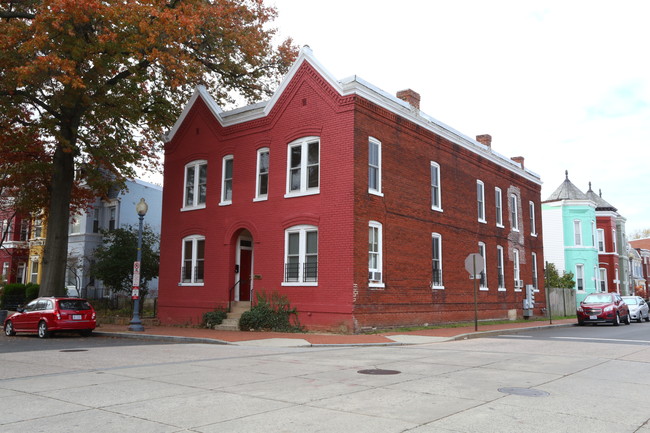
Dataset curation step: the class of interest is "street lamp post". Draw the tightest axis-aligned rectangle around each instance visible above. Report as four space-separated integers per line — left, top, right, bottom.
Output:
128 198 148 332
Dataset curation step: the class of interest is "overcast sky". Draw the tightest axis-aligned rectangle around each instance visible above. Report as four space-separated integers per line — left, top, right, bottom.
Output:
270 0 650 234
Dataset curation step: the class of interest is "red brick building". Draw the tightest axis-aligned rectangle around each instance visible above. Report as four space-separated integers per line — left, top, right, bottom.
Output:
586 185 621 292
158 48 545 331
0 208 30 285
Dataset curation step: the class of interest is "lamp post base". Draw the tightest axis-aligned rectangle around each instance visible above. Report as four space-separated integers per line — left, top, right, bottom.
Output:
128 321 145 332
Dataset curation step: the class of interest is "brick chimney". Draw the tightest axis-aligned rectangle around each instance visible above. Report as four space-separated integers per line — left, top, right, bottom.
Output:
396 89 420 109
476 134 492 148
511 156 524 169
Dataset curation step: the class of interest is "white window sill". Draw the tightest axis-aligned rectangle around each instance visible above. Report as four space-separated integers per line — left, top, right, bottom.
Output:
478 218 487 224
219 201 232 206
432 206 443 212
181 204 206 212
282 282 318 287
431 285 445 290
496 223 504 228
531 233 538 237
512 228 520 232
479 287 489 291
178 283 204 287
498 287 506 292
369 190 384 197
514 288 522 292
253 196 268 202
369 282 385 288
284 189 320 199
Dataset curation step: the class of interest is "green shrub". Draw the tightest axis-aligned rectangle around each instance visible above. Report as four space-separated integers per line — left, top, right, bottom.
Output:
1 283 27 310
203 308 227 328
239 291 302 332
25 283 40 302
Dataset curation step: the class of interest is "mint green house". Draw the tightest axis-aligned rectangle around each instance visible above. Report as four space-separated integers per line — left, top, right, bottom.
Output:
542 172 599 305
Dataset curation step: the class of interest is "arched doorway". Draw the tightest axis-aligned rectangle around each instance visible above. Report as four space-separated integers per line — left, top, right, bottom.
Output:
236 230 253 301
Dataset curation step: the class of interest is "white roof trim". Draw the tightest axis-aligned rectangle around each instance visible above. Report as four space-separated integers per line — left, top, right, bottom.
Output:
164 47 541 184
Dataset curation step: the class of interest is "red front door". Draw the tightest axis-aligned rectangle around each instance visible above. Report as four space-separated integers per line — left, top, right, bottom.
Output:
239 249 252 301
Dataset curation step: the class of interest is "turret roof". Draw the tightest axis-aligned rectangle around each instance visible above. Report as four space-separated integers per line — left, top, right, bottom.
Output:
544 171 588 202
585 182 617 212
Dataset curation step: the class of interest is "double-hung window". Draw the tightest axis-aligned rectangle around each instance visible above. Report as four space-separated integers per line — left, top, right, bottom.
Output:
495 188 503 227
574 220 583 246
183 160 207 209
432 233 443 288
513 249 521 291
30 260 39 284
612 229 617 253
529 201 537 236
477 180 486 222
576 264 584 290
497 246 505 290
220 155 233 205
368 221 384 286
599 268 607 292
431 162 441 210
531 252 538 290
597 229 605 252
510 193 519 231
368 137 382 195
478 242 487 289
284 225 318 284
287 137 319 196
181 236 205 284
255 148 269 200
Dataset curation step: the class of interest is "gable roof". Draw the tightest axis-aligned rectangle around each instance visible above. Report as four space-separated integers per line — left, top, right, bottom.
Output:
164 47 541 185
544 171 589 202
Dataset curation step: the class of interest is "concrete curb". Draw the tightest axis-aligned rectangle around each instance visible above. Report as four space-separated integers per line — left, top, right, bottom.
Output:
94 322 576 347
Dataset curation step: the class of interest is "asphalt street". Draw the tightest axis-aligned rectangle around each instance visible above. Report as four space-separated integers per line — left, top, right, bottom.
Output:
2 328 650 433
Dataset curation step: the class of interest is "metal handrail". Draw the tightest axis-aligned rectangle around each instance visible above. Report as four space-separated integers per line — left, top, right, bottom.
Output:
228 280 240 313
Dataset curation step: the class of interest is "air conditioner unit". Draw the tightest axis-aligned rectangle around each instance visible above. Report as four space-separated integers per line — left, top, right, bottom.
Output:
369 271 382 282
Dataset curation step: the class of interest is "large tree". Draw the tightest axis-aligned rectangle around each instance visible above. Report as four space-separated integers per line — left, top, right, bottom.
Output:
0 0 297 295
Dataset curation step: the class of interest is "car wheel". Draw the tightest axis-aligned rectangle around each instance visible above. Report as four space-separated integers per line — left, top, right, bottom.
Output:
624 314 631 325
578 320 585 326
638 316 643 323
645 312 650 322
4 320 16 336
38 321 50 338
613 313 620 326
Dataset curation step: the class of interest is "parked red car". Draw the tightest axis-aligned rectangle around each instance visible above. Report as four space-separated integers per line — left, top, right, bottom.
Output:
577 293 631 326
4 297 96 338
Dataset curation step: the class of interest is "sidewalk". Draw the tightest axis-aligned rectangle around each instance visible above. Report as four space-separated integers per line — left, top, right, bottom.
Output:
95 318 577 347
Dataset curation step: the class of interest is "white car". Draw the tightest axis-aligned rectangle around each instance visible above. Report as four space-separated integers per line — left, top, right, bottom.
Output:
622 296 650 323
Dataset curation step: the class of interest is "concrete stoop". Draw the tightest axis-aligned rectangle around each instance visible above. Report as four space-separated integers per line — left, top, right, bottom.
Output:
212 301 251 331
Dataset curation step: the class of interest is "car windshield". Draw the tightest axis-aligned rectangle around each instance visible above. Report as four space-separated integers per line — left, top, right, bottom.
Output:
622 297 638 305
583 294 613 304
58 300 92 311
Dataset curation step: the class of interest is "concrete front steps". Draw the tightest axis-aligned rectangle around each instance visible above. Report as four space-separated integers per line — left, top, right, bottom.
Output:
213 301 251 331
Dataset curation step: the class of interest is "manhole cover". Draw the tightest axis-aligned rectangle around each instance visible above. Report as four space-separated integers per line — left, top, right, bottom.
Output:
498 387 549 397
357 369 401 375
59 349 88 353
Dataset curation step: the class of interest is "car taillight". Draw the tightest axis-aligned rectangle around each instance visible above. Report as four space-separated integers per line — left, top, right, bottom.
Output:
55 310 61 319
92 311 96 319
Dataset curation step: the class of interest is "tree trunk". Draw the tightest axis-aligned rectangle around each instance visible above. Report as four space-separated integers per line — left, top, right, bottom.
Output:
39 145 75 297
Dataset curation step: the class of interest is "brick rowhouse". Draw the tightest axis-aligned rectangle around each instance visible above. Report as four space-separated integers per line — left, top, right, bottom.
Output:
157 47 545 332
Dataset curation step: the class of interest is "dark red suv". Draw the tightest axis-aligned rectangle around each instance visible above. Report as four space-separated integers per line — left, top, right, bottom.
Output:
4 297 97 338
577 293 631 326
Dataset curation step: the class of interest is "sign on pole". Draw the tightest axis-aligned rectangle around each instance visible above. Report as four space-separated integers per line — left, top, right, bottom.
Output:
464 253 484 279
132 261 141 287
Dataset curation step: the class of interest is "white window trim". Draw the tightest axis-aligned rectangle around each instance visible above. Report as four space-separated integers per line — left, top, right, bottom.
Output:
513 249 521 292
285 136 320 198
576 264 585 291
510 193 519 232
182 160 207 211
574 220 583 246
529 201 537 236
599 267 608 292
597 229 605 252
368 221 384 288
254 147 270 202
220 155 234 206
531 252 539 291
495 187 503 228
431 233 444 289
282 225 318 286
431 161 442 211
368 137 383 196
612 229 617 254
477 180 486 223
478 242 488 291
180 235 205 286
497 246 506 291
